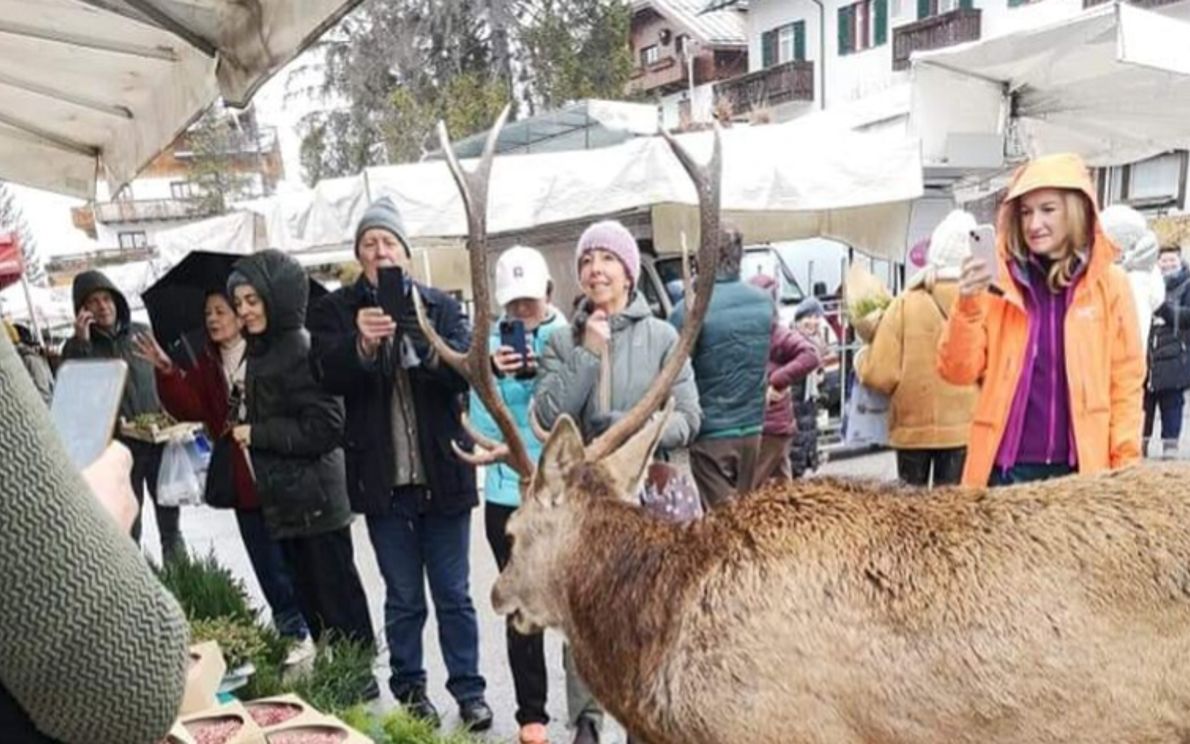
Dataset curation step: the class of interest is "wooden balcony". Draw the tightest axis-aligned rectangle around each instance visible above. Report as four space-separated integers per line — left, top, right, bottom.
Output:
892 8 981 71
713 60 814 117
628 56 687 95
1084 0 1181 7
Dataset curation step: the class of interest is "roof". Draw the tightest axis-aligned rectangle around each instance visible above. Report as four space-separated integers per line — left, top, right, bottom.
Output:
634 0 747 47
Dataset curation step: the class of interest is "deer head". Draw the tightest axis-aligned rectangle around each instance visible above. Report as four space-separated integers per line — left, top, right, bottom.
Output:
412 108 722 633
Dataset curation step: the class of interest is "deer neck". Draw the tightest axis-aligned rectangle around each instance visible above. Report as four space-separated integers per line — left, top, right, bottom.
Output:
560 501 705 723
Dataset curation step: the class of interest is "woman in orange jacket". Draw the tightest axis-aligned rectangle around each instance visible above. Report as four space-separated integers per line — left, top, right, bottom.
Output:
937 153 1145 487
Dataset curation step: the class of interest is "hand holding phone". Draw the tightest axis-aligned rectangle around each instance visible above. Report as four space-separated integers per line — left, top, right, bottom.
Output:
499 319 536 379
968 224 999 284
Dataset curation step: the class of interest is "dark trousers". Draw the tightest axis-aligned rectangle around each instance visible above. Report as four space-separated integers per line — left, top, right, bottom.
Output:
689 434 762 510
235 509 309 639
279 526 374 648
895 447 967 488
1143 388 1186 453
988 462 1074 487
366 492 485 704
126 440 183 559
485 503 548 726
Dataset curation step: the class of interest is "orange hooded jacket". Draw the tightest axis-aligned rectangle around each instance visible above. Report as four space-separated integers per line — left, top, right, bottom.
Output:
937 153 1145 487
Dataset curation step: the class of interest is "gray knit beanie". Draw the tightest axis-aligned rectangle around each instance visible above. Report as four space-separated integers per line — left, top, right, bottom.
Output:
355 196 411 258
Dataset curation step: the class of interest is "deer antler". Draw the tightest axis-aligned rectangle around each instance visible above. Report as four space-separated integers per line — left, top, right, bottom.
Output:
584 126 723 461
411 105 537 483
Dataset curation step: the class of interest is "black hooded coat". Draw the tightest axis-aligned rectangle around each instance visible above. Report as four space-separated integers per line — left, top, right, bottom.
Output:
232 250 353 539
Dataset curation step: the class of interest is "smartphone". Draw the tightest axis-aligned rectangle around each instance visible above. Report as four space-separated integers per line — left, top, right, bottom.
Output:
51 359 128 469
968 224 999 285
377 265 408 322
499 319 534 379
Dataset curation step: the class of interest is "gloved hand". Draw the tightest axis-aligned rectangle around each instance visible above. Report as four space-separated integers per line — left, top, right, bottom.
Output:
1122 230 1160 272
588 410 625 437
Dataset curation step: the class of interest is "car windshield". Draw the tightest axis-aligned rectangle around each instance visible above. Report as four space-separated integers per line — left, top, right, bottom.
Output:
741 249 803 303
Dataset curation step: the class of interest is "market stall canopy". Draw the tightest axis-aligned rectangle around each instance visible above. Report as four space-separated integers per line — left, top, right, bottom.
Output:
236 118 924 261
910 1 1190 169
0 0 362 198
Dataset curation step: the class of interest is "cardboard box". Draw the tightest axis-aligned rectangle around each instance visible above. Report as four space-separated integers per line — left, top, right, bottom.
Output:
241 694 320 729
259 714 373 743
181 641 227 716
166 700 266 744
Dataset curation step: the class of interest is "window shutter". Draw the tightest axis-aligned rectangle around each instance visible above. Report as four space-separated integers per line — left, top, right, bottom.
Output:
837 6 852 55
874 0 888 45
762 29 776 67
794 21 807 61
917 0 931 19
959 0 973 8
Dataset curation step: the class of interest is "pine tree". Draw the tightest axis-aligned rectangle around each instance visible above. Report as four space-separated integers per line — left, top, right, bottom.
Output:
0 181 46 285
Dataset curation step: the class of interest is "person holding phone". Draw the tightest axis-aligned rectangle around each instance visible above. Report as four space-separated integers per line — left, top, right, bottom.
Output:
62 269 185 560
938 153 1144 487
308 197 492 731
225 251 375 662
467 245 567 744
533 219 701 744
133 290 313 662
856 210 978 487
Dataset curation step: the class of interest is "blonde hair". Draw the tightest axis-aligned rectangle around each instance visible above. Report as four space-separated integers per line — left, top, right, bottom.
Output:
1005 190 1093 293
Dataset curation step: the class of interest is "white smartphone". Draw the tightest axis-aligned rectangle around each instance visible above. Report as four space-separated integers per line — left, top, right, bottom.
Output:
968 224 999 286
51 359 128 469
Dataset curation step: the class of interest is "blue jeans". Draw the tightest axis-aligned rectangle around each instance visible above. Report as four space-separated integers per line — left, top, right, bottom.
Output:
236 509 309 639
1143 388 1186 451
366 494 485 704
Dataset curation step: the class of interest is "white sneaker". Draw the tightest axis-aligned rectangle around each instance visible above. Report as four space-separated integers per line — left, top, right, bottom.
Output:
284 635 316 669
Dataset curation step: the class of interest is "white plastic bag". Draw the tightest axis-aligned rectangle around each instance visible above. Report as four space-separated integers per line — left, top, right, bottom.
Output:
157 434 205 507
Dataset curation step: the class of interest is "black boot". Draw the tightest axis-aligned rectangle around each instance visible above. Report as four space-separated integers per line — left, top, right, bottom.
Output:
572 716 599 744
459 698 494 731
396 686 440 728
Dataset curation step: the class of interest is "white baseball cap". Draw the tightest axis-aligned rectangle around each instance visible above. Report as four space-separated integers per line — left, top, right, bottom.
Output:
495 245 551 307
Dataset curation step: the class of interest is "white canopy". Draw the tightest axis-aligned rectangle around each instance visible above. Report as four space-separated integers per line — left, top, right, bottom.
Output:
910 1 1190 168
236 118 924 261
0 0 362 198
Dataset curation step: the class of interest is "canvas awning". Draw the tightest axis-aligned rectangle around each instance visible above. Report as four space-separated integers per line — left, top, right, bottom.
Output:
910 1 1190 169
0 0 362 198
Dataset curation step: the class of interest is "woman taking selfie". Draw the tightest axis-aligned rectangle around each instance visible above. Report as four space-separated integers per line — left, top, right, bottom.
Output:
937 153 1144 487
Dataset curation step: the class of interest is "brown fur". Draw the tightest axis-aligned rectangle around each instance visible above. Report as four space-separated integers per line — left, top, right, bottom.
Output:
493 460 1190 743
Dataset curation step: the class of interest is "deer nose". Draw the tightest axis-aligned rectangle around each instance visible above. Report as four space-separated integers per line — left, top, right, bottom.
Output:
491 580 508 615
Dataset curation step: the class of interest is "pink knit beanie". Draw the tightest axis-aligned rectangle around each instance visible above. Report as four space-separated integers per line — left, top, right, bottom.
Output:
575 220 640 288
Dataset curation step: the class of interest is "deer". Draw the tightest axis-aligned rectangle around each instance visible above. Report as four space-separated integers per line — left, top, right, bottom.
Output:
413 110 1190 744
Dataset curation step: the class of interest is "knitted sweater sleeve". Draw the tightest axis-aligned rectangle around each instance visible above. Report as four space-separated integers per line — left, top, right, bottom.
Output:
0 334 188 744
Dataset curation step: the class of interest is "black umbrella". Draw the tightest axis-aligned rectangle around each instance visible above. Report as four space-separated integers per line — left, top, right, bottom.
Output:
142 251 329 367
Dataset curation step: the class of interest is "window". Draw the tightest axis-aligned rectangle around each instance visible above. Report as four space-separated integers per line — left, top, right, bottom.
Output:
170 181 198 199
118 231 148 251
1101 151 1188 209
839 0 888 55
675 34 687 55
641 45 660 66
916 0 970 19
761 21 806 67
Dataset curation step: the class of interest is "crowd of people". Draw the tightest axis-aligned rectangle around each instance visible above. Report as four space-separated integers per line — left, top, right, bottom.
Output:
3 150 1188 744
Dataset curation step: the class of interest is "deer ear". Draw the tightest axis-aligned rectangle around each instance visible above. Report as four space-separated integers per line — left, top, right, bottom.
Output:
600 397 674 503
530 415 585 507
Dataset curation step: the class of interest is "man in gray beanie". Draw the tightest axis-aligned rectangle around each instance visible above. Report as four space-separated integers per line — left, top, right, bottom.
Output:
308 197 492 731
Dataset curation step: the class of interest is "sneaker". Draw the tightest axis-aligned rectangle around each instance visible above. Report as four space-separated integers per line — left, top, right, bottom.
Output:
459 699 494 732
519 722 549 743
572 717 599 744
283 635 316 668
397 687 440 728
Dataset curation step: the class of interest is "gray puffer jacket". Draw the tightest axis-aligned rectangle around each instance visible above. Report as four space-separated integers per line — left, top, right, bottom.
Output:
534 293 701 450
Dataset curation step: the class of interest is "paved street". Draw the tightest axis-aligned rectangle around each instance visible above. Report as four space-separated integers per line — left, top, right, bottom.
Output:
138 449 895 743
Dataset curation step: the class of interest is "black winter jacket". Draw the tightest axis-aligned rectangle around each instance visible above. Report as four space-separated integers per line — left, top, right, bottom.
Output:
309 276 478 516
1149 265 1190 393
232 251 354 539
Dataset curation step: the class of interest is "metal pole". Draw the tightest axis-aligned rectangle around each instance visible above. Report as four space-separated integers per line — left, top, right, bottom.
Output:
811 0 826 110
19 271 43 345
